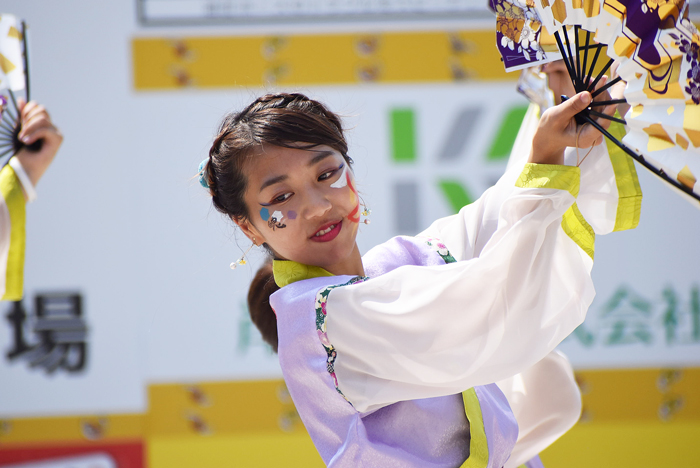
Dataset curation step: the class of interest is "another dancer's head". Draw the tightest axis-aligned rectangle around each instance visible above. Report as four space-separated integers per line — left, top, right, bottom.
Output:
542 60 576 105
201 93 360 351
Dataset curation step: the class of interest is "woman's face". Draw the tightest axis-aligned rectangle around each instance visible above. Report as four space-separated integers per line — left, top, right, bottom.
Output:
236 144 361 274
542 60 576 105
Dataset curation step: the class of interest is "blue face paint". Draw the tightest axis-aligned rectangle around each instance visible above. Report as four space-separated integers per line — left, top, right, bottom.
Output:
260 207 270 221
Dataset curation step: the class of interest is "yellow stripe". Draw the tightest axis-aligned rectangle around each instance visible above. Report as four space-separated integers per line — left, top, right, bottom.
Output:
576 367 700 423
461 388 489 468
541 422 700 468
515 163 581 198
132 30 514 90
148 432 322 468
0 164 26 301
147 379 301 436
605 120 642 232
2 368 698 447
0 413 144 444
561 202 595 260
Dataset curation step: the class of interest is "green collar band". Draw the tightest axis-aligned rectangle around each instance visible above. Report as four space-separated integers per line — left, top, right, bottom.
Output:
272 260 334 287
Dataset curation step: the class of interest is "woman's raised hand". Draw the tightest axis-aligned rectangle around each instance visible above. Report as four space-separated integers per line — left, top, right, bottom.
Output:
529 78 617 166
16 100 63 187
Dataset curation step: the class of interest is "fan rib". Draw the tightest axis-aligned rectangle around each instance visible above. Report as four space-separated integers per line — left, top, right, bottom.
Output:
0 113 16 134
562 28 581 90
0 116 14 131
588 58 615 92
554 30 579 94
7 90 19 117
589 99 627 106
581 114 699 202
585 43 603 89
0 127 14 140
582 30 591 88
588 110 626 124
3 103 18 124
575 26 582 89
591 75 623 98
0 147 14 160
21 21 30 101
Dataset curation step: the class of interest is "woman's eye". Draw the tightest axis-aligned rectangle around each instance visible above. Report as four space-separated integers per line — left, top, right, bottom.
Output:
319 164 343 181
273 193 292 203
319 170 334 181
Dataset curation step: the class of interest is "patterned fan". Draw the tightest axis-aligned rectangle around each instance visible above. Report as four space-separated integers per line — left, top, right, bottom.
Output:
491 0 700 203
0 14 38 165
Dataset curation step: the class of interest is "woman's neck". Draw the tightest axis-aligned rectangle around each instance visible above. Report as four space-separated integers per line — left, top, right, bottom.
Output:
324 243 365 278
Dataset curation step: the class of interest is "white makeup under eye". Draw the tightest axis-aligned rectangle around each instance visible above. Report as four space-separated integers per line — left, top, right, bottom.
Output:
330 163 348 188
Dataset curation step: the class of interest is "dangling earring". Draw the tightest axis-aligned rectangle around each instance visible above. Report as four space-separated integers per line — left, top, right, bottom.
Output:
231 238 257 269
361 204 371 225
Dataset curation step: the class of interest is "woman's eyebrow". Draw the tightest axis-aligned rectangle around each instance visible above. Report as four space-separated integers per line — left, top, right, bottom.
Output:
308 150 334 166
260 174 287 192
259 150 334 192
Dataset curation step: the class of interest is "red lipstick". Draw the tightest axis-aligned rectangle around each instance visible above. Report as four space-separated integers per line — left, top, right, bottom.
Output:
311 221 342 242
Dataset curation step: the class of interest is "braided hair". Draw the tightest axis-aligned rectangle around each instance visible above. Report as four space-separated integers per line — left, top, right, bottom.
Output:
202 93 351 352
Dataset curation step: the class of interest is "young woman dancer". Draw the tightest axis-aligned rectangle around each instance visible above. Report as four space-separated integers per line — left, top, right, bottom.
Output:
199 88 638 467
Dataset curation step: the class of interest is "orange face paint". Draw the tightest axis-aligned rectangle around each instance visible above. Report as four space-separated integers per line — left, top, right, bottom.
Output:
346 170 360 223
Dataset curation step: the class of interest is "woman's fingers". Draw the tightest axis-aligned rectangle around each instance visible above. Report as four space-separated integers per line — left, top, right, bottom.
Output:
568 75 622 149
19 119 58 145
19 104 48 130
530 90 593 164
15 101 62 187
531 73 626 163
17 101 54 143
549 90 593 124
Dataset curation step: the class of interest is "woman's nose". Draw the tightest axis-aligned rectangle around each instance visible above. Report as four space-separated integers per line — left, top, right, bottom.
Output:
304 188 332 219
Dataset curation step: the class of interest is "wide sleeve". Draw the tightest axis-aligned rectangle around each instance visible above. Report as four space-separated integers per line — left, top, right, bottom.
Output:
0 157 34 301
496 350 581 468
566 120 642 235
504 103 642 236
325 164 597 413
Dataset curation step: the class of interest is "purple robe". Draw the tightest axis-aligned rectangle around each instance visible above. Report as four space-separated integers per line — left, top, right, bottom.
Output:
271 236 521 467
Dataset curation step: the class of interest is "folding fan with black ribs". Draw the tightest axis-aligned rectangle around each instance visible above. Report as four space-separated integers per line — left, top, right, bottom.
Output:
491 0 700 204
0 14 40 166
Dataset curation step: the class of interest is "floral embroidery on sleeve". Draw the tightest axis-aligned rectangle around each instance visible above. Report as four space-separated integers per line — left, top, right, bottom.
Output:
315 276 367 403
418 236 457 264
314 236 454 403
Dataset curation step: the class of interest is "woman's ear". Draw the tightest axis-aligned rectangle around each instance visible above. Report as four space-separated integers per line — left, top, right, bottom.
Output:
233 217 265 246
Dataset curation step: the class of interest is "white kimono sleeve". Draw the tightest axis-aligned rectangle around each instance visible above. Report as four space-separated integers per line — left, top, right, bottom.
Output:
496 351 581 468
0 157 35 301
326 163 597 413
493 114 641 464
507 104 642 236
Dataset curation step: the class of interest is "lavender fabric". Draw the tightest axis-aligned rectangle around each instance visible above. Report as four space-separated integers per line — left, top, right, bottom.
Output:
270 236 521 467
523 455 545 468
474 385 519 468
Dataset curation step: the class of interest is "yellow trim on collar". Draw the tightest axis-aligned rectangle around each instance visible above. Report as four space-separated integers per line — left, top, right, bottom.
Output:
515 163 581 198
272 260 334 288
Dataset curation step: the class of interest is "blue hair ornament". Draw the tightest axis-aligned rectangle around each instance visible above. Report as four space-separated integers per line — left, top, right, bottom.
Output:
198 159 210 189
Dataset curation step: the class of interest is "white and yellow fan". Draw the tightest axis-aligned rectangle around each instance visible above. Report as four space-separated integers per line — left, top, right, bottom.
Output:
491 0 700 203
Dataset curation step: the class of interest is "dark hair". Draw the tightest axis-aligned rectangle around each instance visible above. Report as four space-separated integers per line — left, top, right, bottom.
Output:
203 93 351 353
